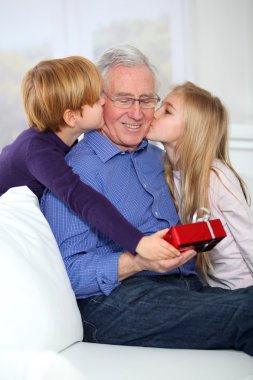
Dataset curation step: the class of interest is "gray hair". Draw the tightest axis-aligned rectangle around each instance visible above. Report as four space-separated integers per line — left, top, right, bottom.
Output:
96 44 159 92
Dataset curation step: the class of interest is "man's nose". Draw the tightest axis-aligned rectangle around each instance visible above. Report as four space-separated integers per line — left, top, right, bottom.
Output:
127 101 144 119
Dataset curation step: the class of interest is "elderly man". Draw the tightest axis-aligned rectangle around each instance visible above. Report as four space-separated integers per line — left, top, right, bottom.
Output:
41 45 253 356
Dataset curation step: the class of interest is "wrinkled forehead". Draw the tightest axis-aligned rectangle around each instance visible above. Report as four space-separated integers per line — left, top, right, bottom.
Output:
105 65 156 95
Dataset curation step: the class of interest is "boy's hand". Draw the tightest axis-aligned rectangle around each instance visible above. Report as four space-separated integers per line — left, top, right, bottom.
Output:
135 229 180 260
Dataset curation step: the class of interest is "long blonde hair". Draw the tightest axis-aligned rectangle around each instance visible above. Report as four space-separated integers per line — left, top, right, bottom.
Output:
164 81 250 275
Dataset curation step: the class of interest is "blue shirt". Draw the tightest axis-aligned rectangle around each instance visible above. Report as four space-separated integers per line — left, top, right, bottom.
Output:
41 131 196 298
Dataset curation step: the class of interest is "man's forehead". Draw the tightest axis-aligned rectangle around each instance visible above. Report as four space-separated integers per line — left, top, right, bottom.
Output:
106 65 155 94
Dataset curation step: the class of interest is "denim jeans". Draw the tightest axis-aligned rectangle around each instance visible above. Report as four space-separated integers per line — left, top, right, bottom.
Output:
77 275 253 356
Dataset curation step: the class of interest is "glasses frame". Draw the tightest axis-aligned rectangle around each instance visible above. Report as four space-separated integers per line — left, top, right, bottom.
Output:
103 92 161 109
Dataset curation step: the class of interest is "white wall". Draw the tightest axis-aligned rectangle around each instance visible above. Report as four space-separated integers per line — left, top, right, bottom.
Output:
185 0 253 206
230 125 253 210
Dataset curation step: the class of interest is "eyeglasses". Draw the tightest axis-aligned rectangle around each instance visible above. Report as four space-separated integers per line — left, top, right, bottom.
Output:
103 92 160 109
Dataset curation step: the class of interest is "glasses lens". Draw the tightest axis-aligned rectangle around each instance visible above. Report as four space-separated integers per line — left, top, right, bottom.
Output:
139 98 159 108
115 97 133 108
105 93 160 109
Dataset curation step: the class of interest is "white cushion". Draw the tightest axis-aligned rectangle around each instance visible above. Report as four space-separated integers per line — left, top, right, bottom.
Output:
62 342 253 380
0 349 86 380
0 186 83 351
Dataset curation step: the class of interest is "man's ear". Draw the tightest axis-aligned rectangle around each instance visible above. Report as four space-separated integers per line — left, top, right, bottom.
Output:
63 109 76 127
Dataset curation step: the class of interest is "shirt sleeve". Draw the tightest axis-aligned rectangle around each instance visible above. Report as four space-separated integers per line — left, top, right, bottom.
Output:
68 249 121 298
209 167 253 274
40 188 123 297
26 137 143 254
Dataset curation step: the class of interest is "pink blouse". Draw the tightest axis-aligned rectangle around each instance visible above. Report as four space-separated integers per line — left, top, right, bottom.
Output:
173 160 253 289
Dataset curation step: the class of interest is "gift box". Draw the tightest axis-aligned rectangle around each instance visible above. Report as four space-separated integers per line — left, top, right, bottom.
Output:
163 219 226 253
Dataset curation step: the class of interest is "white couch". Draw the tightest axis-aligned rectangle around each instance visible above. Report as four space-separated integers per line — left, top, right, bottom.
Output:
0 186 252 380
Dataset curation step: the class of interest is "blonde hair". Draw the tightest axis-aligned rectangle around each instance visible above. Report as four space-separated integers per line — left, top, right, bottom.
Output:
164 81 250 275
21 56 103 132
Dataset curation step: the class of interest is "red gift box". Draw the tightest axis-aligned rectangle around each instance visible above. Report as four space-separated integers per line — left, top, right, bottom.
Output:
163 219 226 253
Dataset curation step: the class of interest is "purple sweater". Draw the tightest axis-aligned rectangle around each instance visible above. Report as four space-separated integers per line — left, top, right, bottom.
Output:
0 128 143 253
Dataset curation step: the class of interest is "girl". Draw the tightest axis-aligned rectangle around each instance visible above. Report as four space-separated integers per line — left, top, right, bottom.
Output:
147 81 253 289
0 56 177 261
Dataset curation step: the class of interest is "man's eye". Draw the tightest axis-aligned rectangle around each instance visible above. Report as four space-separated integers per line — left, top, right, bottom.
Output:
118 98 132 104
141 98 152 104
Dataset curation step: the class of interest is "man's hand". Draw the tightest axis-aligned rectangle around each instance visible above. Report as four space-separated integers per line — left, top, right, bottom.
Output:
118 249 196 282
134 249 196 273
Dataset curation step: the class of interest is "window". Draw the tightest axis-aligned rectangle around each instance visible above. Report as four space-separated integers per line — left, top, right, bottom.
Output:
0 0 183 150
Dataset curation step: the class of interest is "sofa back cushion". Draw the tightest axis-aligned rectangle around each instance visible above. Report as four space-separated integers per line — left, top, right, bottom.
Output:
0 186 83 351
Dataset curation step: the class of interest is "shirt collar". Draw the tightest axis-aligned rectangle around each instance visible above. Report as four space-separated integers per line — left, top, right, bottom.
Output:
84 130 148 163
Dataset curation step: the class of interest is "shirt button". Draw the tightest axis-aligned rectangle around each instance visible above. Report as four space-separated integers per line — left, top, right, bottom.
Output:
154 211 159 217
143 183 147 189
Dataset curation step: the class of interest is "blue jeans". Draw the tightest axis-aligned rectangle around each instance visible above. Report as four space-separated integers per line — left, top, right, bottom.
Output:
77 275 253 356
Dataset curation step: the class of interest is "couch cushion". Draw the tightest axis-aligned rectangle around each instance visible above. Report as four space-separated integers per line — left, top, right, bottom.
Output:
62 342 253 380
0 186 83 351
0 349 86 380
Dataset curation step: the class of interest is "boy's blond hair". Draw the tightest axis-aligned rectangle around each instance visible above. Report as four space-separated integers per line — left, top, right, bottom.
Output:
22 56 103 132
